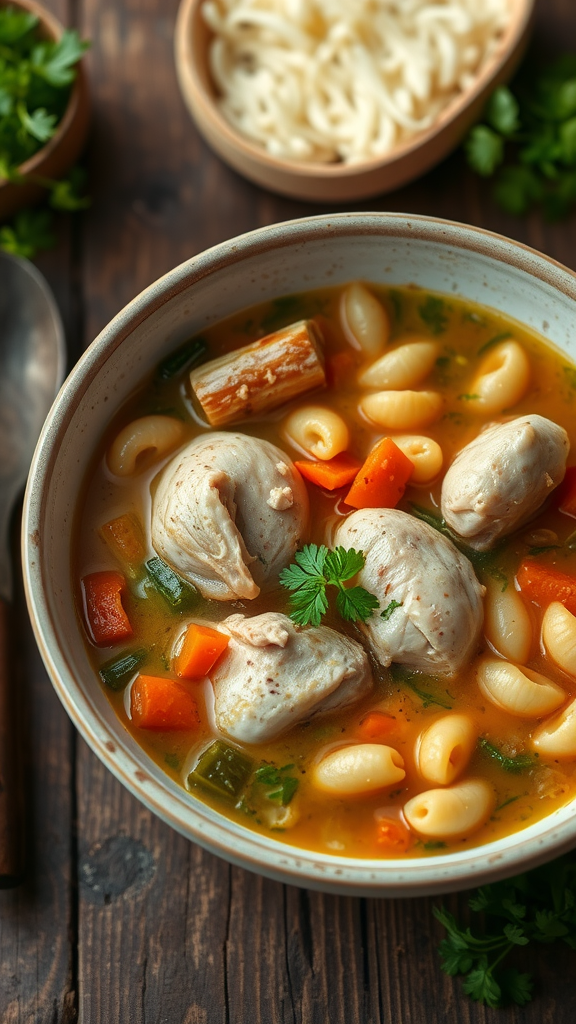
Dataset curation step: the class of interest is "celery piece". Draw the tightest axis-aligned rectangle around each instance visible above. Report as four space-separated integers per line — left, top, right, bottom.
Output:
145 557 196 608
156 337 207 380
99 648 147 691
188 741 254 801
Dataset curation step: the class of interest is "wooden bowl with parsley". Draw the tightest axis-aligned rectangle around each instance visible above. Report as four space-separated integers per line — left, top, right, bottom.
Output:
0 0 89 220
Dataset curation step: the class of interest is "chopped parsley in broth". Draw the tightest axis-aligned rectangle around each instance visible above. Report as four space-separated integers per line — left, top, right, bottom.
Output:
74 282 576 859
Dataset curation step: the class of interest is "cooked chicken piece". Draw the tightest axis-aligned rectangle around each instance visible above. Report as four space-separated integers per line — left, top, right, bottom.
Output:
334 509 484 676
208 612 372 743
441 415 569 551
151 433 309 600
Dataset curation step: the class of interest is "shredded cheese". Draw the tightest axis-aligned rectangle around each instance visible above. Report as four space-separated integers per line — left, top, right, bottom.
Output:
202 0 511 164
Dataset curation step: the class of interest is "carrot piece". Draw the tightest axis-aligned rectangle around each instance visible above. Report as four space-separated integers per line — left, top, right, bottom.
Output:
82 570 133 646
557 466 576 518
345 437 414 509
375 818 412 852
358 711 397 741
100 513 145 573
326 350 356 388
131 674 200 730
517 560 576 615
174 623 230 679
295 452 362 490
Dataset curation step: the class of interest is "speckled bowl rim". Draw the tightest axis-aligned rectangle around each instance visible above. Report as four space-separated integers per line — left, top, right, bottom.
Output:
22 212 576 897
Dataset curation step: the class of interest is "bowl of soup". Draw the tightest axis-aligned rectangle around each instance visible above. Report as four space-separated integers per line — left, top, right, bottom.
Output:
23 213 576 896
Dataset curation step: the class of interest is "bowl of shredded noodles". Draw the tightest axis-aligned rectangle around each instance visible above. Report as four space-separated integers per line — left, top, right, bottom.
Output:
174 0 534 201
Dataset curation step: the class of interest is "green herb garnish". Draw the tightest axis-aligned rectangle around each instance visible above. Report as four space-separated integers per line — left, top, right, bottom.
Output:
164 752 181 771
156 337 207 380
423 840 447 851
381 600 403 621
279 544 379 627
434 854 576 1007
464 61 576 220
418 295 448 334
478 738 534 774
477 331 512 355
493 795 521 814
458 393 481 401
254 764 299 806
391 665 453 710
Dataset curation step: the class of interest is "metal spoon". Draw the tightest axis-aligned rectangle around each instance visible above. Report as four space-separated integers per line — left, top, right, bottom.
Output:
0 251 65 886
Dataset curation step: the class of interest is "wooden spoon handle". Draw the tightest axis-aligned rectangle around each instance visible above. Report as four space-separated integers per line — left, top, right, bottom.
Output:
0 597 24 885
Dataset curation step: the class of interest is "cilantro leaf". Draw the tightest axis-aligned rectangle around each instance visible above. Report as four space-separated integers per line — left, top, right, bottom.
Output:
478 738 534 773
381 599 403 621
465 125 504 176
418 295 448 334
336 585 379 624
32 30 89 87
280 544 378 627
485 86 520 136
0 207 55 258
324 546 365 585
16 102 57 142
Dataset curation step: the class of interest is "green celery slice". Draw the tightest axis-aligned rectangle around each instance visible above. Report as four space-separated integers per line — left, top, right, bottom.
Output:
145 556 196 608
188 741 254 801
99 648 147 691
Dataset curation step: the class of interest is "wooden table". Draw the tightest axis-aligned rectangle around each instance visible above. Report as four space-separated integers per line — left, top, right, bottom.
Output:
2 0 576 1019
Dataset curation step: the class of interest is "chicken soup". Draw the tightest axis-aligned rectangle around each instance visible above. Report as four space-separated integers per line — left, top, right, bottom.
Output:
76 283 576 858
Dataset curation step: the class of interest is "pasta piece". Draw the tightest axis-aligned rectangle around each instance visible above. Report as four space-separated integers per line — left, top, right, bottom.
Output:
107 416 184 477
403 780 495 839
532 698 576 759
360 390 443 430
189 320 326 427
341 283 390 358
483 579 533 665
358 339 439 390
476 657 565 718
283 405 349 461
389 435 443 484
417 714 477 786
313 744 405 796
462 340 531 415
542 602 576 677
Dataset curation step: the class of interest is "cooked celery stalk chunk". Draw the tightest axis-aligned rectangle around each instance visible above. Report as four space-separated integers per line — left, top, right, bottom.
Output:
188 740 254 800
145 556 196 608
99 648 147 690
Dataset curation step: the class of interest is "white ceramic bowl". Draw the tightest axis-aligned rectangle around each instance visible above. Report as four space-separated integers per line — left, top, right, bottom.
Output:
23 213 576 897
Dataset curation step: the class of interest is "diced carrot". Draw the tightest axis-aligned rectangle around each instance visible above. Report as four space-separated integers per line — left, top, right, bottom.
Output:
375 817 412 852
557 466 576 518
131 674 200 730
295 452 362 491
326 350 357 388
174 623 230 679
100 513 145 572
358 712 397 741
517 560 576 615
345 437 414 509
82 570 133 646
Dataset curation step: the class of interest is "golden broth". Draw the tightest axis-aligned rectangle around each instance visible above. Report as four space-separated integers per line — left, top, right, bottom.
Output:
75 284 576 859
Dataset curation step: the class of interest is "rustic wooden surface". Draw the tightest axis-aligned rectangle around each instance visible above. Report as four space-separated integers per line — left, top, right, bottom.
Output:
1 0 576 1020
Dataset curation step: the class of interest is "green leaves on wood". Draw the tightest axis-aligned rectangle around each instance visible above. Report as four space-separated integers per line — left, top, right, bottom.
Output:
434 854 576 1007
465 57 576 220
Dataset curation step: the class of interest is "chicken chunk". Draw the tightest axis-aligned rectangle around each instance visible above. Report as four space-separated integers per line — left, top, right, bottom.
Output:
334 508 484 676
441 415 569 551
208 612 372 743
151 433 309 600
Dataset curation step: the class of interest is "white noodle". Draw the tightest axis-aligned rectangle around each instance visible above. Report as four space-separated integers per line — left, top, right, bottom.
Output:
202 0 511 163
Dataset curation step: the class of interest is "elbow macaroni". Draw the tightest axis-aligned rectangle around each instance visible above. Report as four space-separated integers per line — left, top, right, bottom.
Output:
390 435 443 483
341 282 390 357
463 340 530 415
107 416 185 476
403 779 495 840
542 602 576 677
417 714 477 786
357 339 439 390
283 405 349 460
532 698 576 759
483 580 533 665
476 657 565 718
360 390 443 431
313 743 405 795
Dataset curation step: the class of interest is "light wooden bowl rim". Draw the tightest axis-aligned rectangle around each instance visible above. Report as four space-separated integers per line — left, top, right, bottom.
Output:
175 0 535 182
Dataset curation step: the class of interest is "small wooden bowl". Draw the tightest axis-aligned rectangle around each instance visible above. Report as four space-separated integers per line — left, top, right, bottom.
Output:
175 0 534 203
0 0 90 221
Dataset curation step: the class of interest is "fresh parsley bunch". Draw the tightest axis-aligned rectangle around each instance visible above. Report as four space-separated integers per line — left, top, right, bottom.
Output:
465 56 576 220
279 544 379 627
435 854 576 1008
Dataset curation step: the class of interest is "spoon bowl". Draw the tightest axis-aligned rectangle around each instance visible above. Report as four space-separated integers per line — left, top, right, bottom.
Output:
0 251 65 885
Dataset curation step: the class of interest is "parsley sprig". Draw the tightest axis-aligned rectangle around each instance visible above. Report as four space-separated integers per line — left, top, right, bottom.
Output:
434 855 576 1007
279 544 379 627
465 56 576 220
